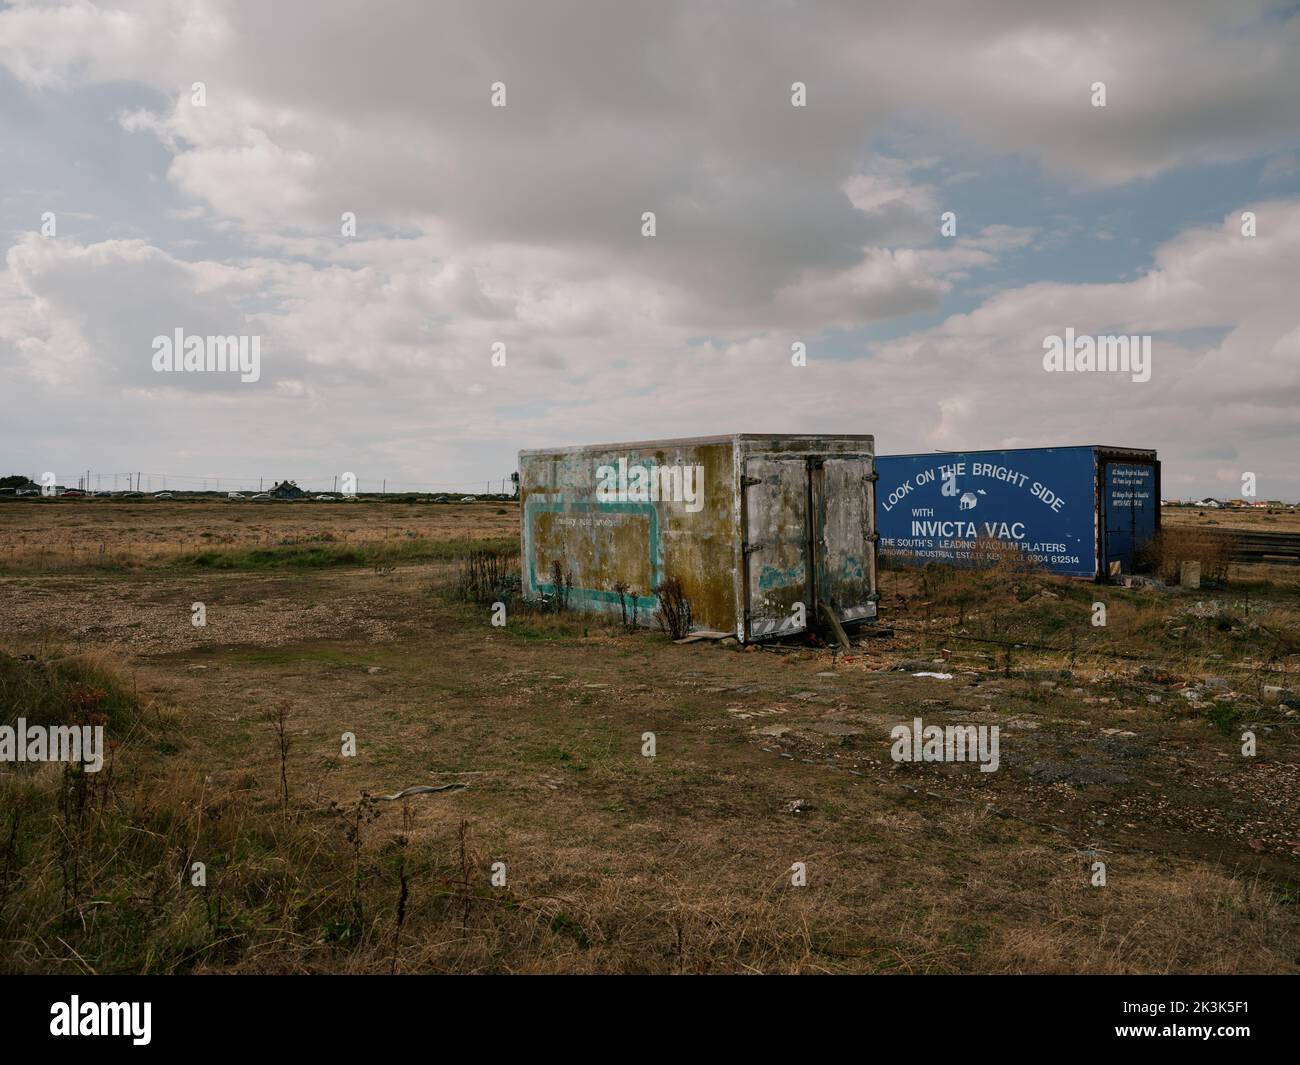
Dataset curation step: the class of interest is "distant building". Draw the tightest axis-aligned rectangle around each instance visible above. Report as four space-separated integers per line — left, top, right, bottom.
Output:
0 475 39 494
269 479 306 500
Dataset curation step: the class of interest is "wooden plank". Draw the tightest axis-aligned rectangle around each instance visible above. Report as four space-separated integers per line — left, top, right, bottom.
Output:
818 602 852 650
674 629 735 644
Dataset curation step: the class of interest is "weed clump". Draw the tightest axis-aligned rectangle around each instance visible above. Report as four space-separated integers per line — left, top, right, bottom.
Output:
654 576 693 640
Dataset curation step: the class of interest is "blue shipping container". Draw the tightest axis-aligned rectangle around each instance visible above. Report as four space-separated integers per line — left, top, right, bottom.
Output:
875 445 1159 579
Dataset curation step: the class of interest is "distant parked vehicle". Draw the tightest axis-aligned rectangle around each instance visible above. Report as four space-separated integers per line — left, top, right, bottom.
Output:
227 492 245 500
62 489 86 497
432 494 450 503
461 496 477 503
315 494 337 501
251 492 272 501
153 491 174 499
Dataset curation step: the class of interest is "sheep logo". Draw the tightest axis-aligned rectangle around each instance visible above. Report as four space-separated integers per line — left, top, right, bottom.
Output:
959 491 979 510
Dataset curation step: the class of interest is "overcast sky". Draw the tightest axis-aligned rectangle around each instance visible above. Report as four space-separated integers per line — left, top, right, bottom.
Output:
1 0 1298 497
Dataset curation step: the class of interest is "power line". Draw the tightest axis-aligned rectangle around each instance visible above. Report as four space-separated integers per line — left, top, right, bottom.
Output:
43 471 516 491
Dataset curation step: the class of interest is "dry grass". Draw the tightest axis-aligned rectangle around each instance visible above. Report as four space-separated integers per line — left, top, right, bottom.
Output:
0 499 517 572
4 701 1292 974
0 502 1297 974
1163 505 1300 535
1145 525 1238 583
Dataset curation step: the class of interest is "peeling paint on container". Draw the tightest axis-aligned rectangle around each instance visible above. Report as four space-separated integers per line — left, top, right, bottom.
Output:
874 444 1159 579
519 434 878 641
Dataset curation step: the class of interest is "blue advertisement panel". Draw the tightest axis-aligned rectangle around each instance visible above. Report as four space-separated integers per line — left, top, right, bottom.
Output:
1102 461 1157 573
876 447 1098 577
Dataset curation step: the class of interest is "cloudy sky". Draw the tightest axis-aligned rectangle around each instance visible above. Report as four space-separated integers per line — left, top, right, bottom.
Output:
1 0 1298 498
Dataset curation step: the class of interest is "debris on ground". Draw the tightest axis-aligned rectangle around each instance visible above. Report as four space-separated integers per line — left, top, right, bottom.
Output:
1262 685 1300 707
375 783 469 801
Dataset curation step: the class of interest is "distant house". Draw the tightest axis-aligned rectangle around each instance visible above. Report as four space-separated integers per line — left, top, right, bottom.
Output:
0 475 39 494
269 480 306 500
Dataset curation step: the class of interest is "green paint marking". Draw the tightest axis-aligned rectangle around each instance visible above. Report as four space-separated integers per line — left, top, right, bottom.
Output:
523 494 661 611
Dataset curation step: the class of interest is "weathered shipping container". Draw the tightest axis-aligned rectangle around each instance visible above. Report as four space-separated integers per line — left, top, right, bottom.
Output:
519 434 878 641
875 445 1159 579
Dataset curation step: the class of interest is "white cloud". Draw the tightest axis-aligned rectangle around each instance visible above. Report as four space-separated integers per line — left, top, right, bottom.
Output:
0 1 1297 496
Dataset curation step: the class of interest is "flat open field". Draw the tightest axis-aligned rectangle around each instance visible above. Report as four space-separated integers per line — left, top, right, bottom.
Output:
1 501 1297 973
0 498 517 569
1163 505 1300 535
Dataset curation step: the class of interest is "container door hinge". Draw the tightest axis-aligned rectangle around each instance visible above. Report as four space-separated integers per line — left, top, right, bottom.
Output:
742 542 764 555
741 476 762 488
863 472 879 483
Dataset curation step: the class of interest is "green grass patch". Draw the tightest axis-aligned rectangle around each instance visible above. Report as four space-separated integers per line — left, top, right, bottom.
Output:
0 646 147 731
172 536 518 571
219 646 375 668
1204 703 1244 736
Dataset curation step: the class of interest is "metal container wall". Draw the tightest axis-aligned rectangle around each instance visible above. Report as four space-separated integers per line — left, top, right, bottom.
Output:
1099 454 1161 575
519 434 878 640
874 445 1159 579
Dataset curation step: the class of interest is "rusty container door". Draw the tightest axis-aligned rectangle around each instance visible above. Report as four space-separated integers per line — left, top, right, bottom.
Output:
742 456 811 640
813 456 876 625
